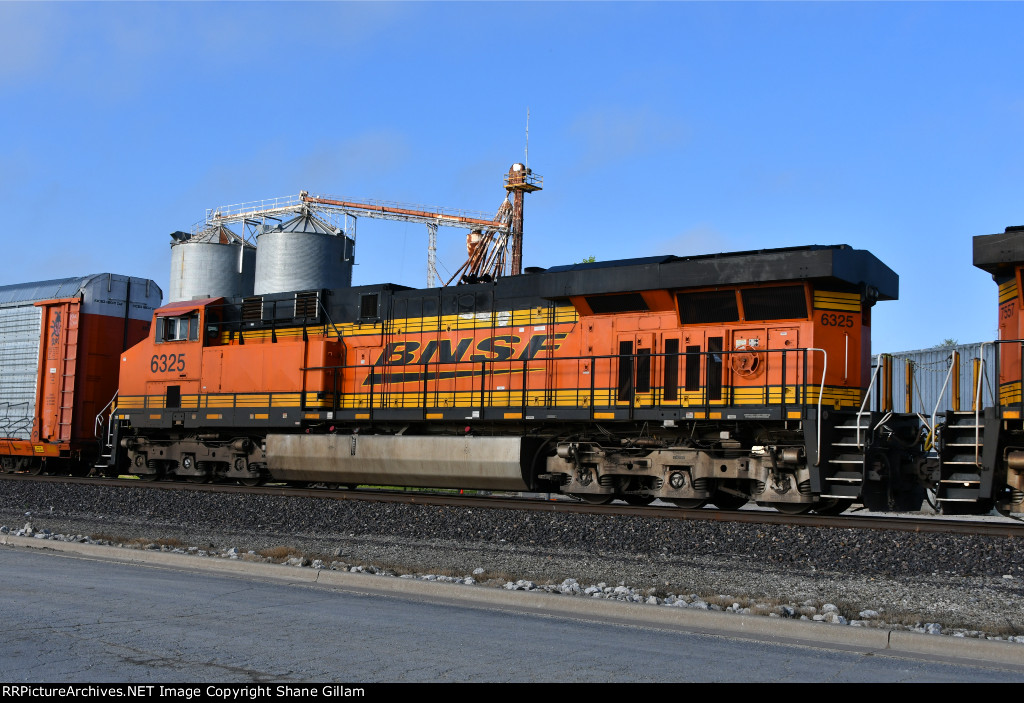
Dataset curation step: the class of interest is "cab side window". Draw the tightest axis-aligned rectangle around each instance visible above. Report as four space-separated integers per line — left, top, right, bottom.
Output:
155 314 199 343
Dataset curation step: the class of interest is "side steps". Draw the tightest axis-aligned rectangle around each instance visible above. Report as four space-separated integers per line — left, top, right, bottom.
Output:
818 412 874 500
936 410 989 508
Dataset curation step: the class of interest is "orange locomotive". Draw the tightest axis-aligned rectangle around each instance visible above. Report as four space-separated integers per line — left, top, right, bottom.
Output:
945 228 1024 513
106 244 916 514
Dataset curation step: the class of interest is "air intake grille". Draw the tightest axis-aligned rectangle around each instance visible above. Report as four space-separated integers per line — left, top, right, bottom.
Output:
586 293 648 314
294 291 320 319
677 291 739 324
360 293 379 319
241 297 263 322
741 285 807 320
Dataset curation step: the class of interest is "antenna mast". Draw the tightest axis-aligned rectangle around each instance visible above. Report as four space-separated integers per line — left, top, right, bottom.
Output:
525 108 529 171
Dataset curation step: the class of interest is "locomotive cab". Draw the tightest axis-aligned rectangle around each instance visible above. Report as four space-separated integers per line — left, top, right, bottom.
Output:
968 228 1024 512
119 298 215 417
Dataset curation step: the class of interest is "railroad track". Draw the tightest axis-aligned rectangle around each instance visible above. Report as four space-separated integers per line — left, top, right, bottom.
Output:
2 472 1021 538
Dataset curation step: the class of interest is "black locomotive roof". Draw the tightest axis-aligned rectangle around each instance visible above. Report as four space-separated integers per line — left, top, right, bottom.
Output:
502 244 898 301
228 244 897 328
973 228 1024 276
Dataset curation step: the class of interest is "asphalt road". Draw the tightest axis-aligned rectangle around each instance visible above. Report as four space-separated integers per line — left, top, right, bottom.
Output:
1 541 1022 683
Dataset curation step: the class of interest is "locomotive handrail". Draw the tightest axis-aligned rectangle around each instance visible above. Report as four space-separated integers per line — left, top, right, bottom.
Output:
94 391 118 441
873 411 893 432
972 340 995 465
915 412 937 453
300 346 830 463
928 352 959 450
856 354 885 450
302 347 829 411
804 347 827 466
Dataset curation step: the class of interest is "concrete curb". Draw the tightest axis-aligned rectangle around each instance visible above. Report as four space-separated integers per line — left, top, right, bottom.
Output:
3 534 1022 671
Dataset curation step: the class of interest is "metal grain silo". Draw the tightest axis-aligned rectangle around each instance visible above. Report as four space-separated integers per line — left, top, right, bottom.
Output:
253 212 354 295
169 225 255 302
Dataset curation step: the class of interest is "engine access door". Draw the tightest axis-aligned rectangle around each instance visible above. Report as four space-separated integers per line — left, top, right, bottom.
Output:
768 327 800 405
615 332 655 407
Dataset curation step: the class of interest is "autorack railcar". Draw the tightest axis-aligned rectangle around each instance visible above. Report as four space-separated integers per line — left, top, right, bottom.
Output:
0 274 161 474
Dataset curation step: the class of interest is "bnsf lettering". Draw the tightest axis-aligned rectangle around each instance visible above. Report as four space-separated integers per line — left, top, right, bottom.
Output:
470 335 517 362
150 353 187 373
517 333 564 360
374 333 566 367
365 333 567 385
381 341 420 365
420 338 473 365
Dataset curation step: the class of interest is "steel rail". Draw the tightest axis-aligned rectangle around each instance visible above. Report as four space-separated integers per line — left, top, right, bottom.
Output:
1 473 1021 539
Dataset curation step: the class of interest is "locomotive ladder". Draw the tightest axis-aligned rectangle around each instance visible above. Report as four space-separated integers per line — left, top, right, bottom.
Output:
819 412 874 499
935 410 985 504
93 392 118 472
928 346 986 505
818 355 883 500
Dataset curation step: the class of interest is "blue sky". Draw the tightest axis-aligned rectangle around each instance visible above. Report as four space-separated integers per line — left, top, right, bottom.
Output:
2 1 1022 352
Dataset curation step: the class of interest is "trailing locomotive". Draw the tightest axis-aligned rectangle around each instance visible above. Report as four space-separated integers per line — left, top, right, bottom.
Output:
950 227 1024 513
100 243 912 515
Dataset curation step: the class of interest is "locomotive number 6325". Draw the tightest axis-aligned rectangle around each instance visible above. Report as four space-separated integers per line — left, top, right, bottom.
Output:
820 312 854 327
150 353 186 373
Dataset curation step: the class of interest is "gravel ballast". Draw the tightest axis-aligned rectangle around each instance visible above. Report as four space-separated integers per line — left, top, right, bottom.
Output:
1 479 1022 642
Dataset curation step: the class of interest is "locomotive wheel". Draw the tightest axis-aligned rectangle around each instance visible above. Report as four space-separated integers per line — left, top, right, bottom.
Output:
769 502 813 515
812 499 853 516
623 495 655 506
183 458 209 483
571 493 614 505
709 491 748 511
668 498 707 509
239 474 266 487
140 459 171 482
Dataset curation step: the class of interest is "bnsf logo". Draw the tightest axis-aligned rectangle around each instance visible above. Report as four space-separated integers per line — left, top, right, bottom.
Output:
364 333 567 385
374 333 567 366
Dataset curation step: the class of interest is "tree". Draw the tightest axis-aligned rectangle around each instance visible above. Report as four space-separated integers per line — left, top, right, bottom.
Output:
578 255 596 264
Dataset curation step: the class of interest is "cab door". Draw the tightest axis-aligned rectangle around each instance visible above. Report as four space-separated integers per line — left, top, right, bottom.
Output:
202 349 223 397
